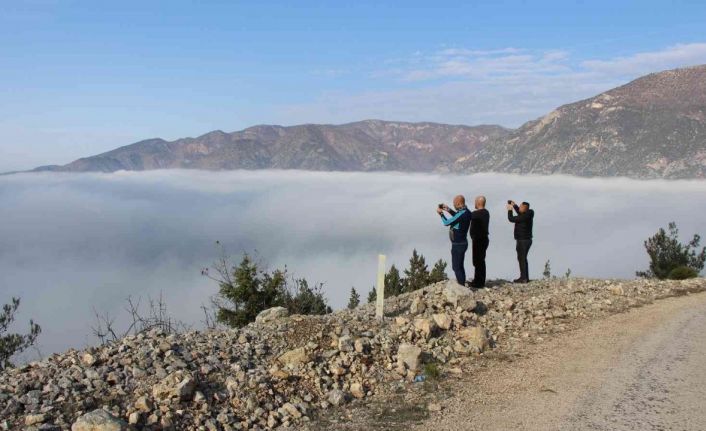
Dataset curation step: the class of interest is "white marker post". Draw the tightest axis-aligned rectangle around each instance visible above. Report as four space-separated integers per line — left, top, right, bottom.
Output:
375 254 386 320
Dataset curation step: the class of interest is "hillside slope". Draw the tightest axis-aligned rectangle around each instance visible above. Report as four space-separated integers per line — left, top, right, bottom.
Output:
459 65 706 178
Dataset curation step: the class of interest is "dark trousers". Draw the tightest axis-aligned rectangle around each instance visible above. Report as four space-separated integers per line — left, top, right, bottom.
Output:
516 239 533 280
471 237 489 286
451 242 468 285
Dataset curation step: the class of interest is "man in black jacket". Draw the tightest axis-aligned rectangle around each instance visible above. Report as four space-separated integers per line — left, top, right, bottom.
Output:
437 195 472 285
507 200 534 283
470 196 490 288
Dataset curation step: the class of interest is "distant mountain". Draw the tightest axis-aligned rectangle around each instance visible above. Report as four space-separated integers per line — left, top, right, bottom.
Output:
28 65 706 179
35 121 509 173
458 65 706 179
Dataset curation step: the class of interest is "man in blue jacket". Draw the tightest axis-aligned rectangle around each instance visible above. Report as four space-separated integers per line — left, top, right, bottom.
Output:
437 195 472 285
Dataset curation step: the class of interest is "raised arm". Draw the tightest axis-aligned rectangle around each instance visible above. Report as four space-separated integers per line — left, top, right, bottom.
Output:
441 209 467 226
508 208 533 223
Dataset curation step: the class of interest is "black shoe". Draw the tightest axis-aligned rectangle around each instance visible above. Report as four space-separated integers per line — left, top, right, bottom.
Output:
518 278 529 284
513 278 523 283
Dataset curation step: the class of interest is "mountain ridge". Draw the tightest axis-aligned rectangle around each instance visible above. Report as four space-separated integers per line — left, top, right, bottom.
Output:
34 120 510 174
23 65 706 179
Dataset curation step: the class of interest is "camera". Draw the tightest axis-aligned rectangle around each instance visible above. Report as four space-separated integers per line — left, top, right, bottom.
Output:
507 200 512 205
438 203 444 209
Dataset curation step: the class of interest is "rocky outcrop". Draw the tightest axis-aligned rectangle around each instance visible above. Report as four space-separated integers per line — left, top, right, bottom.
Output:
71 409 130 431
255 307 289 324
1 277 704 430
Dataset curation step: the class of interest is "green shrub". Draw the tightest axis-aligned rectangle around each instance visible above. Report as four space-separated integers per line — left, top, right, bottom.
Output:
423 362 441 380
667 266 698 280
637 222 705 279
203 247 331 328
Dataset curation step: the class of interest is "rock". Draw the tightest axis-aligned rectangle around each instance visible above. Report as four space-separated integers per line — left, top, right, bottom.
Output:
397 343 423 370
458 326 490 352
338 335 354 352
152 370 196 401
277 347 310 369
394 316 410 326
270 368 291 380
329 365 346 376
25 414 47 425
255 306 289 323
432 313 453 330
225 375 239 397
350 382 365 399
282 402 302 419
81 352 98 367
128 412 140 425
71 409 129 431
428 402 442 412
443 280 473 306
134 396 152 412
354 337 371 354
609 285 625 296
410 296 426 314
413 317 438 339
193 391 206 402
327 389 348 406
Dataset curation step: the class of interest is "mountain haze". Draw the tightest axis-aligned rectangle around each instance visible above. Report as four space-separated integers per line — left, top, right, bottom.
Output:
30 65 706 179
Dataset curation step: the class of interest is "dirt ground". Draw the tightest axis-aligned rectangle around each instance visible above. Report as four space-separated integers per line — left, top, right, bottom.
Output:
410 290 706 431
311 290 706 431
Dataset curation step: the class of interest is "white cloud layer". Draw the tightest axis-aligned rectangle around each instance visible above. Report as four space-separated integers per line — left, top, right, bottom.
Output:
1 170 705 358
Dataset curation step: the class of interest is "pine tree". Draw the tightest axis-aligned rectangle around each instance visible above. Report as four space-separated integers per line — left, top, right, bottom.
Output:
403 249 430 293
285 278 332 315
543 260 552 279
209 252 330 328
429 259 448 283
1 297 41 370
347 287 361 309
367 287 376 304
384 265 404 297
215 254 286 328
637 222 705 279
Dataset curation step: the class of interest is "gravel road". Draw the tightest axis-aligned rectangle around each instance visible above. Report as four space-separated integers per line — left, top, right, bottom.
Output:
413 291 706 431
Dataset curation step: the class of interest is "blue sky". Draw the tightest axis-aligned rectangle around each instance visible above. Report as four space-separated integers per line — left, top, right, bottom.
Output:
2 0 706 171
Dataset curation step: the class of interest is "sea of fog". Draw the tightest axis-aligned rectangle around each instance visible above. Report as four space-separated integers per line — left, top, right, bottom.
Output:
1 170 705 358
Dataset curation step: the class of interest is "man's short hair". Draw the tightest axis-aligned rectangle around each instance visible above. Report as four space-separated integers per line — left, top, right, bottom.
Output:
521 201 530 208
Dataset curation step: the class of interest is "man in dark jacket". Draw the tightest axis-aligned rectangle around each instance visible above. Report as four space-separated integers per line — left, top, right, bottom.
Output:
437 195 472 285
470 196 490 288
507 200 534 283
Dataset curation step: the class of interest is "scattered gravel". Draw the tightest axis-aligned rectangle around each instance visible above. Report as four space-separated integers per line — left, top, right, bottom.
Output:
1 277 704 430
